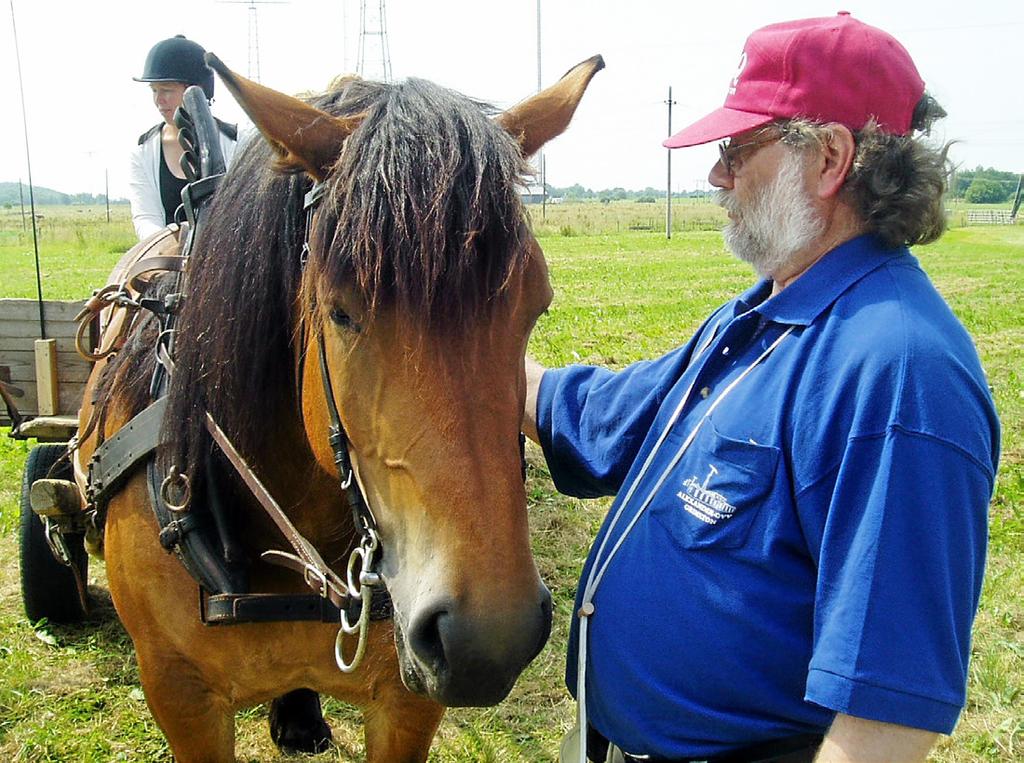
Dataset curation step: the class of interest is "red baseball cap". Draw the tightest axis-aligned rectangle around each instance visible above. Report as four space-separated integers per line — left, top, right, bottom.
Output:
664 12 925 148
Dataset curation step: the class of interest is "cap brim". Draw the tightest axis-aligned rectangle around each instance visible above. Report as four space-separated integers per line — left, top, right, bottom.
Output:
663 107 774 148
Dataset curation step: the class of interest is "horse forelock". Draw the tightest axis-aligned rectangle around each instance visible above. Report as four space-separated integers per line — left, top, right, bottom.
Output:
161 76 532 470
309 77 533 330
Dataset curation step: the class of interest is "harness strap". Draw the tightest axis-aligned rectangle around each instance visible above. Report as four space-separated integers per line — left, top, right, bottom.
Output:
203 413 353 608
147 456 243 593
87 397 168 507
316 333 380 537
201 589 393 625
124 254 186 293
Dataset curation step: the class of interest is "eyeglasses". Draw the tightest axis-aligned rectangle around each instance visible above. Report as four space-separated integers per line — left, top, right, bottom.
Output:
718 132 784 175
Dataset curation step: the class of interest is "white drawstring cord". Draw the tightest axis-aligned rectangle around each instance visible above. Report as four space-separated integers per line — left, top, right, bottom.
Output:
574 326 793 763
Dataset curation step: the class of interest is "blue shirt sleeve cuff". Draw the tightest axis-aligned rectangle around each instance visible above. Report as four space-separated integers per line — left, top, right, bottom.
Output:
806 668 962 734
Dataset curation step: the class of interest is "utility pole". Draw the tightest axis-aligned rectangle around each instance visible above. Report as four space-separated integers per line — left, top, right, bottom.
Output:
665 86 676 239
19 178 26 232
105 169 110 223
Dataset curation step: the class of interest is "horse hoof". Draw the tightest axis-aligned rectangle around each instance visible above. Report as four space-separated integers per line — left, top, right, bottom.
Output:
268 689 333 754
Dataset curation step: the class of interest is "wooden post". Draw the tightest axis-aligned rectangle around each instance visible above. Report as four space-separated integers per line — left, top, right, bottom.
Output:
34 339 59 415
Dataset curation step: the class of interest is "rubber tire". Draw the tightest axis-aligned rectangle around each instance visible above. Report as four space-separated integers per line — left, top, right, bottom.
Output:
19 443 89 623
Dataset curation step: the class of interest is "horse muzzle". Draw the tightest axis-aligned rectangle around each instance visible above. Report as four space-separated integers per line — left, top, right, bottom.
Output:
394 582 553 706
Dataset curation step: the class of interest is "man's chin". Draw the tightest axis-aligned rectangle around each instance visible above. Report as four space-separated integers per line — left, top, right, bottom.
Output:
723 231 780 280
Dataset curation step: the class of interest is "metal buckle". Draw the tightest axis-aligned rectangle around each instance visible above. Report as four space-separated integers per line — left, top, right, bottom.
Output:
303 563 328 597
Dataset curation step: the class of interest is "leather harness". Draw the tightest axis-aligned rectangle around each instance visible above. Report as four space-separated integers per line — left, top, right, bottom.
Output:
81 88 390 636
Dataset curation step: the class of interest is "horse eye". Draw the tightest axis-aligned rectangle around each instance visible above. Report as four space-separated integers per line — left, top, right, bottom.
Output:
329 307 359 331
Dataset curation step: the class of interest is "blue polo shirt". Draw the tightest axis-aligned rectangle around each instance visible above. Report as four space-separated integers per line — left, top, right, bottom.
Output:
536 234 999 759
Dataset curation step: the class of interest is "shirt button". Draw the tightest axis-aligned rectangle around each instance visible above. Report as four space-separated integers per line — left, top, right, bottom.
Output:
700 387 710 399
722 346 730 356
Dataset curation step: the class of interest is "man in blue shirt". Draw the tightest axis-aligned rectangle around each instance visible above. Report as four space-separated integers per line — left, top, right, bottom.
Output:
525 14 1000 763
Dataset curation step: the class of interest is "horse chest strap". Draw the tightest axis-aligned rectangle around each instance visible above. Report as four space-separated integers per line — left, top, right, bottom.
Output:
88 397 168 506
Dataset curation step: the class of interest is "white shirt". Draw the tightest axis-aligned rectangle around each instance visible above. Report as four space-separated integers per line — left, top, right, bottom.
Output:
128 123 238 241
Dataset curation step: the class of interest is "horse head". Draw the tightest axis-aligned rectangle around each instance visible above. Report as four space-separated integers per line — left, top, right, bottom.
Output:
206 56 602 706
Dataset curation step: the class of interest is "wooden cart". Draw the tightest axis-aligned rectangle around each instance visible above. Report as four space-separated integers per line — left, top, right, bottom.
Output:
2 297 93 623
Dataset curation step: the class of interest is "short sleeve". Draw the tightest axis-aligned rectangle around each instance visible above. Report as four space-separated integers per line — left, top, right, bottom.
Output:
801 426 993 733
536 346 693 498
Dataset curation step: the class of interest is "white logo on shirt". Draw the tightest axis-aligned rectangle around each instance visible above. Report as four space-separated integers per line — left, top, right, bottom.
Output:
728 50 747 96
677 464 737 525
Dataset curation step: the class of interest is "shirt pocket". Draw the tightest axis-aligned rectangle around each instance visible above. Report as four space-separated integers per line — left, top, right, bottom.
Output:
649 419 780 550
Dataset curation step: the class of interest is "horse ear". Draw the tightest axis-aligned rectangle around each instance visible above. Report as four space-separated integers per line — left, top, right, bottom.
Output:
206 53 363 180
497 55 604 159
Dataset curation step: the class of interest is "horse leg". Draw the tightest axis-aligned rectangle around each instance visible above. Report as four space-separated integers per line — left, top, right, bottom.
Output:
268 688 332 754
135 648 235 763
362 691 445 763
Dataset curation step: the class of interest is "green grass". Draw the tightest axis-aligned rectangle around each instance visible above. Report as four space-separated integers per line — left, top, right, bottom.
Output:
0 206 1021 761
0 205 134 300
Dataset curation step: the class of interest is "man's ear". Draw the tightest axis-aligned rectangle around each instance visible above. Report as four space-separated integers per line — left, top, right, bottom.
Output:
815 124 856 200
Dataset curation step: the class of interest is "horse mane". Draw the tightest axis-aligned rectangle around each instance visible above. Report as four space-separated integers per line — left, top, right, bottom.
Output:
151 76 531 471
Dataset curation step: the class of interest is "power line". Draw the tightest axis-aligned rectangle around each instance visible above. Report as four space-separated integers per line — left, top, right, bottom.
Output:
217 0 288 82
357 0 391 82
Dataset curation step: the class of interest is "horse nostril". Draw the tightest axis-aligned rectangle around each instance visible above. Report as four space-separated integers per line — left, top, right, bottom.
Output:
408 601 451 676
403 587 554 705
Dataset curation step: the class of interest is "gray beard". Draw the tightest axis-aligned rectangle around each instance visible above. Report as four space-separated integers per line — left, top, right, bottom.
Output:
715 150 825 279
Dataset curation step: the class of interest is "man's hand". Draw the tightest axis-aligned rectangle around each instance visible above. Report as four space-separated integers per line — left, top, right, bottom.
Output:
815 713 939 762
523 356 547 445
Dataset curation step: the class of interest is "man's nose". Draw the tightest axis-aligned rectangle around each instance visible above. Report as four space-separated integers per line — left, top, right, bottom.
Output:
709 160 733 190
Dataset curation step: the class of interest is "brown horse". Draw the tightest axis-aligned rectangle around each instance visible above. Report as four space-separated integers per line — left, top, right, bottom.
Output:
72 56 602 761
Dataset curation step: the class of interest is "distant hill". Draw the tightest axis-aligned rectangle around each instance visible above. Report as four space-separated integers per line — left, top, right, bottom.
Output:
0 181 126 206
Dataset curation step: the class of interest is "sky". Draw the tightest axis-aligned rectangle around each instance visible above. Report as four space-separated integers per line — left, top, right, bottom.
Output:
1 0 1021 199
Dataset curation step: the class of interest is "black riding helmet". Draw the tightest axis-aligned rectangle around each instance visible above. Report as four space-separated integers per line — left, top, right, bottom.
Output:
134 35 215 100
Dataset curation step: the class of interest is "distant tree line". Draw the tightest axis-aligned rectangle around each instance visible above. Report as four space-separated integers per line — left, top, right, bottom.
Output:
0 182 126 207
950 167 1021 204
547 184 710 203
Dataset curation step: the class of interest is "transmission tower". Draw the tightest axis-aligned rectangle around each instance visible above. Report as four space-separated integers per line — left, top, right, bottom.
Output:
219 0 287 81
357 0 392 82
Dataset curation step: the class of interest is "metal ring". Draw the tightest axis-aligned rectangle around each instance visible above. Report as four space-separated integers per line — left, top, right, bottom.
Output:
160 466 192 513
334 616 364 671
346 545 366 597
340 593 363 635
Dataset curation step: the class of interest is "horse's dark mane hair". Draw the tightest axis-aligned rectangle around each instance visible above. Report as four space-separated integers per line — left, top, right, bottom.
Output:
309 77 531 327
148 75 530 470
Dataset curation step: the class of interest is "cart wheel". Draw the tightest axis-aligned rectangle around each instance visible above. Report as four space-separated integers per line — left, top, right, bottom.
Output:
19 443 89 623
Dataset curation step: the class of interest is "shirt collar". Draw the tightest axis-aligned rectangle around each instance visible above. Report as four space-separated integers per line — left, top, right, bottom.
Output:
738 234 907 326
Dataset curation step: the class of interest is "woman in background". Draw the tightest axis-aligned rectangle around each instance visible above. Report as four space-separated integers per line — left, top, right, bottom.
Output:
129 35 236 240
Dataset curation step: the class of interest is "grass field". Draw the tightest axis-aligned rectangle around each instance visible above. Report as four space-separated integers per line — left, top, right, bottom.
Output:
0 203 1021 761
